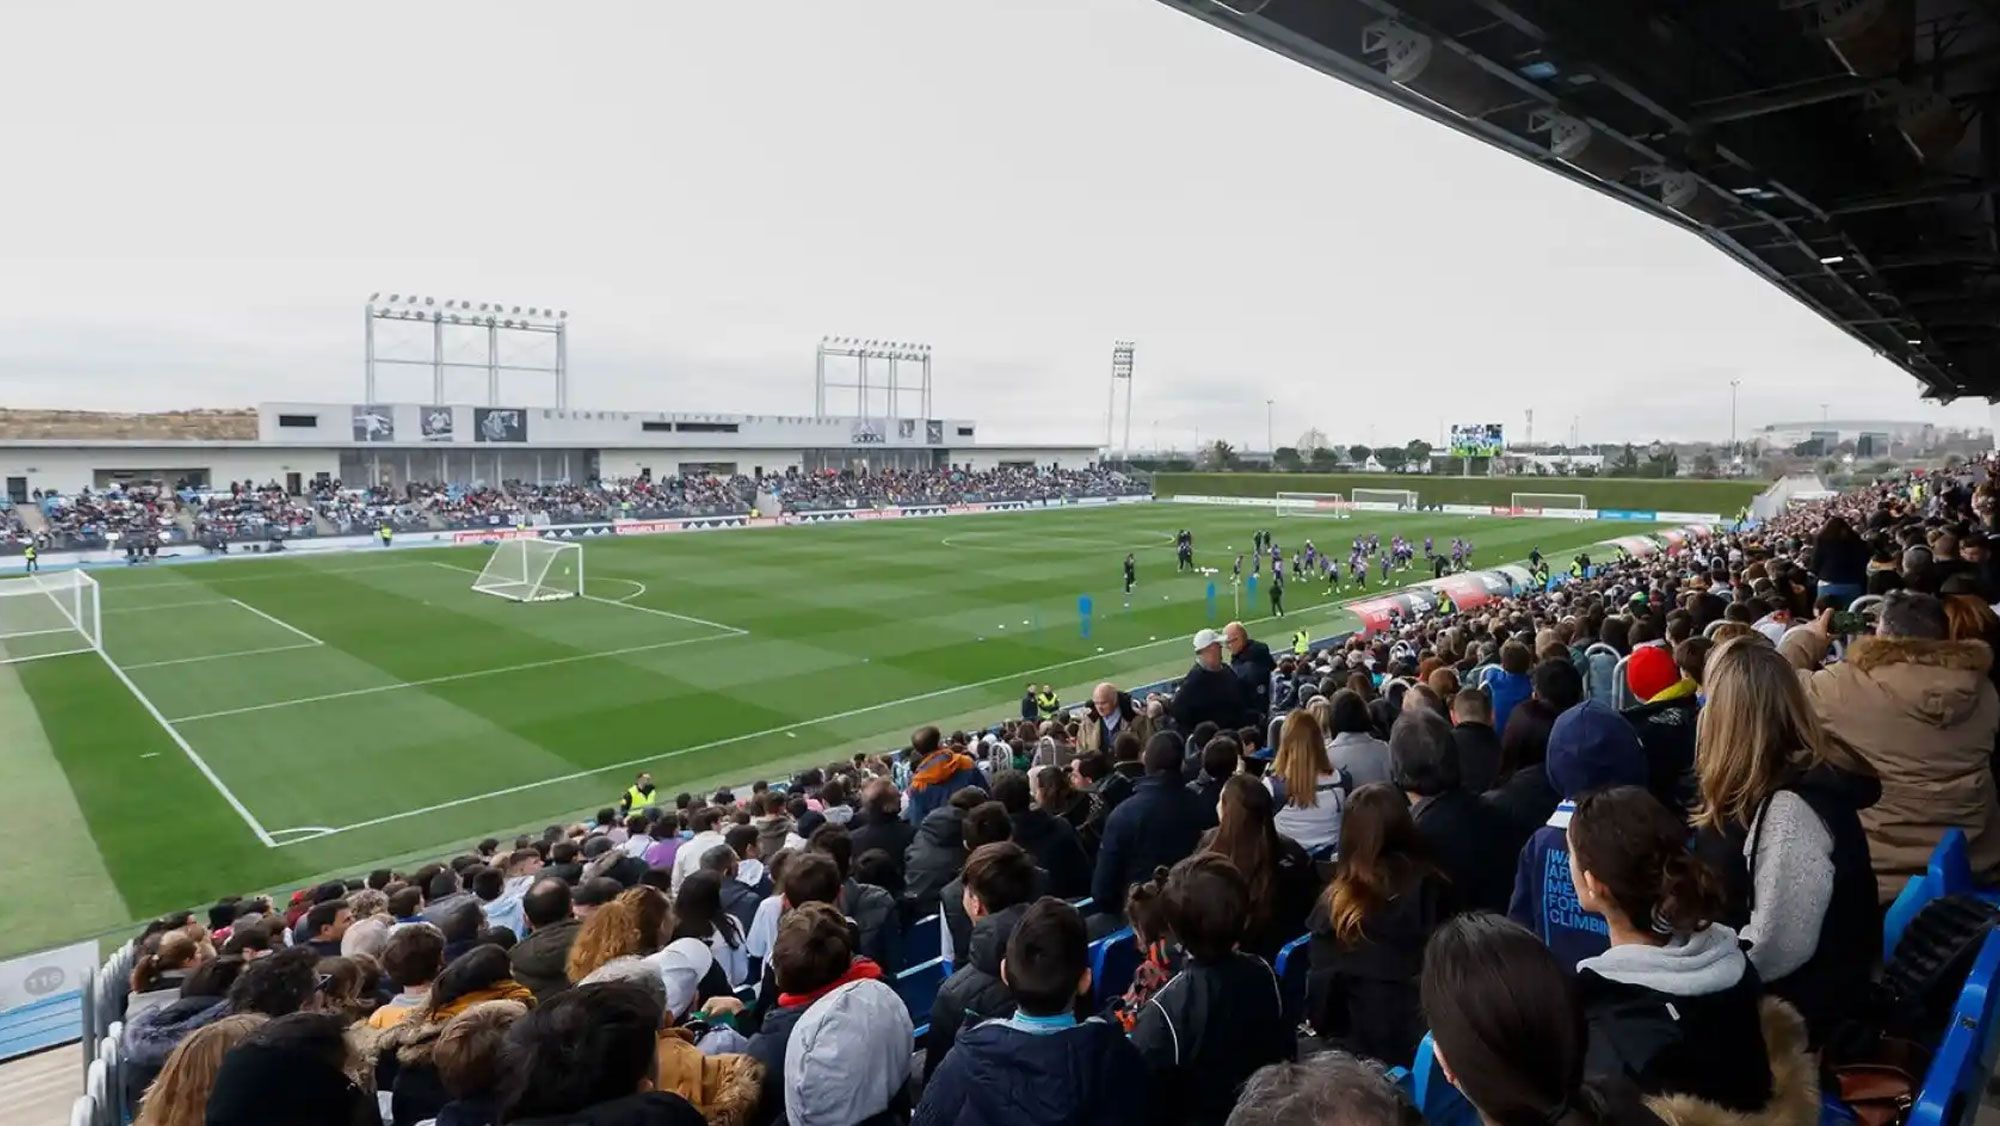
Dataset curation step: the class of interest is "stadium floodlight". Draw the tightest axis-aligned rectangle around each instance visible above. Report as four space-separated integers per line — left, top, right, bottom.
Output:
368 292 380 301
1820 255 1847 265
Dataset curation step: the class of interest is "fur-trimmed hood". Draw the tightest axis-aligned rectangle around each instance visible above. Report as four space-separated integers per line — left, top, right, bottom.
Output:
1645 998 1819 1126
653 1029 764 1126
1848 635 1992 675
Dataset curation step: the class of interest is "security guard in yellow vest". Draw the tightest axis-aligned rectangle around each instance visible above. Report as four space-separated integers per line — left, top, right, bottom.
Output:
623 771 658 812
1291 628 1310 657
22 542 36 574
379 522 393 548
1035 686 1060 721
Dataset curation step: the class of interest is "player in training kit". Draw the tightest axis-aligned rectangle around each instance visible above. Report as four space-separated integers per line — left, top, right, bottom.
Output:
1232 553 1244 581
1379 553 1392 584
1124 553 1137 595
1176 530 1193 572
1432 551 1450 580
1269 563 1285 616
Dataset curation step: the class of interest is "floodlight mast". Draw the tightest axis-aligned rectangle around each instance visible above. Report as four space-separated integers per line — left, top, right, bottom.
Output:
815 337 933 419
364 294 570 408
1109 341 1136 457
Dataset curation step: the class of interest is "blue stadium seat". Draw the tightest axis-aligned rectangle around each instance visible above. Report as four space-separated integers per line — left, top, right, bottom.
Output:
1274 934 1310 1027
905 912 942 967
1883 829 2000 957
895 957 948 1032
0 988 86 1064
1911 927 2000 1126
1402 1032 1477 1126
1089 927 1141 1009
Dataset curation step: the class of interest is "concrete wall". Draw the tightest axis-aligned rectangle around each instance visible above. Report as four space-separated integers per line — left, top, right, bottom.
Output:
258 401 978 452
594 447 806 480
0 446 339 494
955 447 1093 471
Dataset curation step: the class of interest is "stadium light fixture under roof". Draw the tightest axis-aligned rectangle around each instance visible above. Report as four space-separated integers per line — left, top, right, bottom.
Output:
365 291 569 409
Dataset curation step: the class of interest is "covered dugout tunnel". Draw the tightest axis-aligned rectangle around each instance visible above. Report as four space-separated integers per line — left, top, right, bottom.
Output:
1158 0 2000 405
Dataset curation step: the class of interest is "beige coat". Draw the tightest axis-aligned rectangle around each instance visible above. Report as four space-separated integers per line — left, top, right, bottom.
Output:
1783 630 2000 900
1073 701 1155 755
1646 998 1818 1126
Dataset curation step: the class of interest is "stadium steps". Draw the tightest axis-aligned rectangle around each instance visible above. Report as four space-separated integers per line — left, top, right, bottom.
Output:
14 504 45 534
0 1044 80 1125
312 511 338 535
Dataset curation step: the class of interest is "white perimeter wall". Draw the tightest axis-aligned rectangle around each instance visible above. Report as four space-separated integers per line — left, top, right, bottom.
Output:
0 447 339 494
956 447 1094 471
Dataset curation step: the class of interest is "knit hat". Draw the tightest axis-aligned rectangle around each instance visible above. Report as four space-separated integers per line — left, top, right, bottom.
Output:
1625 645 1680 704
1545 700 1646 798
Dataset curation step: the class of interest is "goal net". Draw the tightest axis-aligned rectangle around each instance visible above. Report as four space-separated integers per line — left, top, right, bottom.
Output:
0 570 102 664
1351 488 1419 511
1274 492 1351 519
1511 493 1589 516
472 539 583 603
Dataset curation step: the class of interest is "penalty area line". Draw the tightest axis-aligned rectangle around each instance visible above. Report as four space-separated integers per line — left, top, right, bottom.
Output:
95 647 277 848
429 561 747 635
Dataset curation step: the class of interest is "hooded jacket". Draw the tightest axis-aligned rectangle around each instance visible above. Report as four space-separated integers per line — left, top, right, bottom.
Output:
1576 925 1773 1112
784 977 915 1126
1487 667 1534 737
1507 701 1648 970
905 804 968 912
1130 952 1296 1126
850 805 918 877
509 1092 709 1126
204 1037 379 1126
1091 774 1208 916
923 902 1026 1080
746 959 882 1126
1642 999 1820 1126
1783 630 2000 898
509 916 582 1002
843 877 904 973
1009 808 1092 900
906 751 991 825
1623 692 1701 816
123 992 229 1109
913 1014 1151 1126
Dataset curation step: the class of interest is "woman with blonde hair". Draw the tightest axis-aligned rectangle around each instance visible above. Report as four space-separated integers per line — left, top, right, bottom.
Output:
1690 635 1879 1044
565 885 671 983
133 1013 268 1126
1265 708 1349 858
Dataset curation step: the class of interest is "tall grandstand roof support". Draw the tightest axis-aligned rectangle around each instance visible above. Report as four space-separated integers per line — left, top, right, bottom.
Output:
815 337 932 421
364 295 569 409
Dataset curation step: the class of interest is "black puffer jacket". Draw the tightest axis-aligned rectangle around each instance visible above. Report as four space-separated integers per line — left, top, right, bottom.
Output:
1009 808 1092 899
922 902 1027 1080
905 805 968 913
851 806 918 878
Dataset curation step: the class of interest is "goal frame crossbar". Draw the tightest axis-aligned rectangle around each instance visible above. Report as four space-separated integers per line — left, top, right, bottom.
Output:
0 570 103 664
1511 492 1589 512
471 538 584 603
1273 491 1353 519
1349 487 1420 511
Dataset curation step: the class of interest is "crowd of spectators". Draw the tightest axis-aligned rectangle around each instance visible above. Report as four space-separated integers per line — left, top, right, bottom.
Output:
104 460 2000 1125
764 466 1141 510
20 484 183 551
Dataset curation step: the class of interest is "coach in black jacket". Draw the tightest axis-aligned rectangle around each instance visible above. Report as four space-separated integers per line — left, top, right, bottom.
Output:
1171 630 1249 733
1224 622 1278 721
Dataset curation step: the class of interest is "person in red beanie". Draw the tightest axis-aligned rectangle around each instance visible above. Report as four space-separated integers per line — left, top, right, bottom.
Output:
1621 638 1713 815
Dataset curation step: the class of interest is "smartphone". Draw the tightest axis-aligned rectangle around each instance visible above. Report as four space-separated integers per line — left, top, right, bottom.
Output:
1829 610 1872 635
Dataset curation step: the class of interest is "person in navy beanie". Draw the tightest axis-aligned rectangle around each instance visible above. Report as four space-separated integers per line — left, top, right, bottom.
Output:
1505 698 1647 971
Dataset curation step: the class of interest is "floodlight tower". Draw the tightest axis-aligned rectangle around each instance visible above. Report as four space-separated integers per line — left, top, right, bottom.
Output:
364 294 569 407
815 337 933 419
1108 341 1136 456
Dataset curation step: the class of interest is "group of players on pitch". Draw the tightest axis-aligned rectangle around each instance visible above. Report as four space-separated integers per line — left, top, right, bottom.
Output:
1121 527 1487 616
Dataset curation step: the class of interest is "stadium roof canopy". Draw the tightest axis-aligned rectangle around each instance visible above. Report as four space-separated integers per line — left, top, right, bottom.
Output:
1157 0 2000 402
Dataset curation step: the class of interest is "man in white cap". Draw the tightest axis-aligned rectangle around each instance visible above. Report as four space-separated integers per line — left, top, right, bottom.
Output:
1170 627 1249 732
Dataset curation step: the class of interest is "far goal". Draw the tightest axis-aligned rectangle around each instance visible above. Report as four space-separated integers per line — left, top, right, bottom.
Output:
472 539 583 603
0 570 102 664
1350 488 1419 511
1274 492 1351 519
1511 493 1589 516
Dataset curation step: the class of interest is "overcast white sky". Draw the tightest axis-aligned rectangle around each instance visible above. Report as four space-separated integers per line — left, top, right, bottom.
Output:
1 0 1990 448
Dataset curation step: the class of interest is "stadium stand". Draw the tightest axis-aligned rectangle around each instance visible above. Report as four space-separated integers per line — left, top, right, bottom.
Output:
40 459 2000 1125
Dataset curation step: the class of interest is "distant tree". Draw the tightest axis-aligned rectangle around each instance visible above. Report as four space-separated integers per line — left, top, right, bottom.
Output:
1405 439 1434 469
1816 457 1841 478
1203 440 1239 470
1272 446 1304 472
1373 447 1408 471
1296 428 1330 454
1307 445 1342 471
1610 444 1641 477
1347 443 1372 465
1692 451 1720 478
1644 449 1679 478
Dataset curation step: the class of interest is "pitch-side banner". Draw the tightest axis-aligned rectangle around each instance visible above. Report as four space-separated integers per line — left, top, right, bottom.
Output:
0 939 95 1014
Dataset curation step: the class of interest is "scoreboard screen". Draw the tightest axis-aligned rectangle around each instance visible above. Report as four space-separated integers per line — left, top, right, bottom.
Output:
1448 423 1504 457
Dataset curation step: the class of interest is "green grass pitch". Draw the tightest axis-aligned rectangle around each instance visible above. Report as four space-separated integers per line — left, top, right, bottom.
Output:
0 503 1662 955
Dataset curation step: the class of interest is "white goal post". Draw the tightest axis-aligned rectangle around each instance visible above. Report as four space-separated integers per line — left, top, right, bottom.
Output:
1274 492 1352 519
472 538 583 603
1350 488 1419 511
0 570 102 664
1511 493 1589 515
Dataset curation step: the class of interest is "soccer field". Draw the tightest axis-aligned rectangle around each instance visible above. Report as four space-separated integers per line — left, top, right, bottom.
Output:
0 502 1660 955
